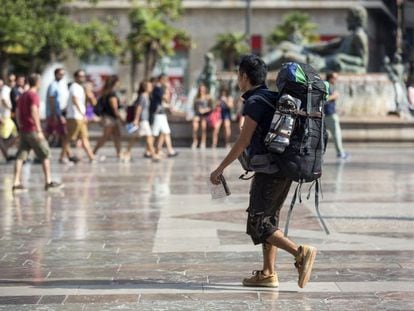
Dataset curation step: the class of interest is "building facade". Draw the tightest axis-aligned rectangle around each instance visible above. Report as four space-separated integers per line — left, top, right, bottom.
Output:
68 0 400 95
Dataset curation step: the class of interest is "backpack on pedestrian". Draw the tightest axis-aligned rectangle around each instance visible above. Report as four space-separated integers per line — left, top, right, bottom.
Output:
93 96 105 116
240 62 330 235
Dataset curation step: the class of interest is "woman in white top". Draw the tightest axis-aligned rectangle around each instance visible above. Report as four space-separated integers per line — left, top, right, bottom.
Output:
124 80 159 162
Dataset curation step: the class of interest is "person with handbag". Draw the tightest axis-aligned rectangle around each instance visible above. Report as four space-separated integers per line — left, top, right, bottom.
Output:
211 87 233 148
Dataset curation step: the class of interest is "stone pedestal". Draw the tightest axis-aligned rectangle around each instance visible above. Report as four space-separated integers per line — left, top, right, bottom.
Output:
334 73 396 118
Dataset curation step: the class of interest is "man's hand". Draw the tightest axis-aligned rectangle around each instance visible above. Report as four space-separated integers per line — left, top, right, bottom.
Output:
209 115 258 185
210 167 223 185
37 132 45 141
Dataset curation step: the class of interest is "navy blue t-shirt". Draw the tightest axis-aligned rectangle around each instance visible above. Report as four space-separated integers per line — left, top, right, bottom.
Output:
242 85 279 156
151 85 165 114
324 84 336 116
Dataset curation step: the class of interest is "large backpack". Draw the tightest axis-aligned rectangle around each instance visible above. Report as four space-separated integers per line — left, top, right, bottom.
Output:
253 62 330 235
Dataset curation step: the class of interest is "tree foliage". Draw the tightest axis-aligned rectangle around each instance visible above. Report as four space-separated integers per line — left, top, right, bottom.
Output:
126 0 190 85
266 12 318 47
211 33 249 70
0 0 119 77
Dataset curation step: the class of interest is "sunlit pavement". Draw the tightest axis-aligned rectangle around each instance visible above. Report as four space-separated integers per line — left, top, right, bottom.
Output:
0 143 414 310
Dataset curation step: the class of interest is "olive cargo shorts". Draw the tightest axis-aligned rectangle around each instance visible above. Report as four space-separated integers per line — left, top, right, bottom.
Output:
246 173 292 245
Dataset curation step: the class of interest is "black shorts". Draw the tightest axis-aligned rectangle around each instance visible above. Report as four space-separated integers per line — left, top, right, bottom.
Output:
246 173 292 245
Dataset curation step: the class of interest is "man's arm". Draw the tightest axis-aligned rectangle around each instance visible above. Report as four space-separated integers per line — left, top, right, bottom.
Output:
48 95 56 116
327 91 339 101
71 95 84 116
1 89 12 110
210 116 257 184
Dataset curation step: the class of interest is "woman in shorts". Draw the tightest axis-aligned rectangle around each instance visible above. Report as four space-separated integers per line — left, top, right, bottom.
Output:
192 84 212 149
124 81 159 162
93 75 124 159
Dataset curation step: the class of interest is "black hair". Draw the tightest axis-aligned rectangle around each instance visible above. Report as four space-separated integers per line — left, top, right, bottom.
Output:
238 54 267 86
326 72 337 81
74 69 85 78
54 68 64 76
28 73 40 87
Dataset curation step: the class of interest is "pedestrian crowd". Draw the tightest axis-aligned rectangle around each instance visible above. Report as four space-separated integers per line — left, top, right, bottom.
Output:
0 69 187 193
1 63 380 193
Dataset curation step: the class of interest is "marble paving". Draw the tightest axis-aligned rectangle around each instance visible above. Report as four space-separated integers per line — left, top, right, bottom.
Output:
0 143 414 310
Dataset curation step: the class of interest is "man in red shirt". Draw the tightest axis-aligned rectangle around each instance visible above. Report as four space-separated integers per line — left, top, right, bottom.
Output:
12 73 63 192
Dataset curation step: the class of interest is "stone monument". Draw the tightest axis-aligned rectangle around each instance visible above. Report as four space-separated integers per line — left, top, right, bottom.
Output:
263 6 369 74
384 53 411 117
196 52 217 98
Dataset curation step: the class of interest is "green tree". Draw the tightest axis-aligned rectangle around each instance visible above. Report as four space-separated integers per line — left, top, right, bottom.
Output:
266 11 318 47
126 0 190 89
211 33 249 70
0 0 119 78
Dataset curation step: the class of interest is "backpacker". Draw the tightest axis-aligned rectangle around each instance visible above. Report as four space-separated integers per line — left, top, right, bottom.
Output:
248 62 330 235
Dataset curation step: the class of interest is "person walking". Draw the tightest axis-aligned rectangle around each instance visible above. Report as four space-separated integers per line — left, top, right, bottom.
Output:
10 75 25 117
93 75 124 159
210 54 317 289
0 77 18 161
211 87 233 148
45 68 77 164
324 72 348 159
192 84 212 149
124 80 159 162
63 69 95 162
151 74 178 157
12 73 62 192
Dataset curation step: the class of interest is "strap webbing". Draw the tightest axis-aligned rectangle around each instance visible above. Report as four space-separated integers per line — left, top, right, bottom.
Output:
239 171 255 180
284 181 302 236
285 179 330 236
315 179 330 234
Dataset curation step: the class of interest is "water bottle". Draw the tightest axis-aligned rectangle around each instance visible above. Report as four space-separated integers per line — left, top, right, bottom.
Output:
265 94 301 153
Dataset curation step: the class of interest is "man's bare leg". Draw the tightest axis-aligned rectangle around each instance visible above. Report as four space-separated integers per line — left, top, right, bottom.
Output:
81 137 95 161
13 159 24 186
164 134 176 155
0 139 8 159
41 158 52 184
266 229 299 257
156 134 165 155
262 242 277 276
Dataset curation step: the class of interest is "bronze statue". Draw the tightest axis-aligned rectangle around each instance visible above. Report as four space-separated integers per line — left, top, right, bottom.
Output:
263 6 369 73
197 52 217 97
384 53 411 116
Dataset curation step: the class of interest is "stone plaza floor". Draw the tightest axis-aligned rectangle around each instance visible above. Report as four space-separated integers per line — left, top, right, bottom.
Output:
0 143 413 310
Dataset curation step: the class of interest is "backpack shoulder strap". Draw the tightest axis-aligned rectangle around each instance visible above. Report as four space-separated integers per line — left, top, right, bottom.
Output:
248 94 275 110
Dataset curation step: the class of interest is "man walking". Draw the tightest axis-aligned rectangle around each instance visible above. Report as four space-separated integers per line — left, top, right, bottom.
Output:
151 74 178 158
10 75 26 116
46 68 78 164
63 69 95 162
12 74 62 192
324 72 348 159
210 54 317 288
